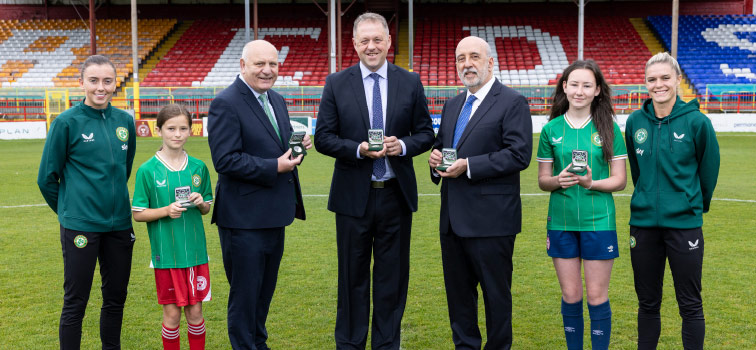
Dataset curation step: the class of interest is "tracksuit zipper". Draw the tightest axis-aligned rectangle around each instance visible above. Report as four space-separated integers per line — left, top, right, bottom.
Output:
101 111 116 230
656 121 661 227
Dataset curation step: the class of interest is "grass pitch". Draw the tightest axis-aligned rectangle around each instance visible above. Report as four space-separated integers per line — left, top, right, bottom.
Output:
1 134 755 349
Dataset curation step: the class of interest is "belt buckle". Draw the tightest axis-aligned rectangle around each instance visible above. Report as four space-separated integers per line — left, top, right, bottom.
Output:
371 181 385 189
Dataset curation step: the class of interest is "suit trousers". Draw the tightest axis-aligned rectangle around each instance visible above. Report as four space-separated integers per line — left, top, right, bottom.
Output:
440 228 516 350
218 226 285 350
334 183 412 350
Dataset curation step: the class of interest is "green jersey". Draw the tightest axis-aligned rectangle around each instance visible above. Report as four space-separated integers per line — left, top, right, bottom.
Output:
536 115 627 231
132 152 213 268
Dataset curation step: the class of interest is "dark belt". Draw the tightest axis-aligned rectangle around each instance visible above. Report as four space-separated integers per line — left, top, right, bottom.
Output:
371 178 398 189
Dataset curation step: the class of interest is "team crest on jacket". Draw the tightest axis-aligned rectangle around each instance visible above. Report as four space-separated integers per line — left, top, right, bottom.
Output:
634 128 648 144
116 127 129 142
192 174 201 187
591 132 603 147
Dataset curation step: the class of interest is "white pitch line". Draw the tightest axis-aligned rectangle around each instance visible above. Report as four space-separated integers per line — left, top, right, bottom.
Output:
0 203 49 209
3 194 754 209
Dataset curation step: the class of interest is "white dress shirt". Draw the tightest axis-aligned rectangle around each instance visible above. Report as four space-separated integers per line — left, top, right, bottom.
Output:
356 61 407 181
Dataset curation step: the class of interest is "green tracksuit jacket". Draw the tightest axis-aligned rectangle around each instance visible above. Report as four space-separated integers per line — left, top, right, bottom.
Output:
37 100 136 232
625 97 720 229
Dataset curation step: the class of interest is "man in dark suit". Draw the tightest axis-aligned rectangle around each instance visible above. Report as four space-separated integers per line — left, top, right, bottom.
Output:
314 12 434 350
428 36 533 350
207 40 311 350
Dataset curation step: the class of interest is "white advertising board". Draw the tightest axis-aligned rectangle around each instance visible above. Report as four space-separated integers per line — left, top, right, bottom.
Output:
0 121 47 140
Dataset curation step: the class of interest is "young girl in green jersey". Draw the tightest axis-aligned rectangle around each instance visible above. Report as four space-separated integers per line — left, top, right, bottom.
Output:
536 60 627 350
132 104 213 350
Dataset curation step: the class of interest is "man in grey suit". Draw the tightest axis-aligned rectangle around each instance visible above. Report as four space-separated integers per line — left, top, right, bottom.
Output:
428 36 533 350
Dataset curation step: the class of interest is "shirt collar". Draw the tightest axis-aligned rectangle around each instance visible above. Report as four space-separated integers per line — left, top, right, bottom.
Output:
359 61 388 80
238 74 267 100
466 76 496 102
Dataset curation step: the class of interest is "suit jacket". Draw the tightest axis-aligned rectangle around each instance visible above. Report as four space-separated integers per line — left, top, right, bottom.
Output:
207 76 305 229
432 79 532 237
314 63 434 217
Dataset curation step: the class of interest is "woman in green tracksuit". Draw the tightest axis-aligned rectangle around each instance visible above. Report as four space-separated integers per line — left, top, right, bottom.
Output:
625 52 720 350
37 55 136 350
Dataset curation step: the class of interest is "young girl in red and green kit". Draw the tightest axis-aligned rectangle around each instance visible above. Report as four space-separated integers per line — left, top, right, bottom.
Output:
132 104 213 350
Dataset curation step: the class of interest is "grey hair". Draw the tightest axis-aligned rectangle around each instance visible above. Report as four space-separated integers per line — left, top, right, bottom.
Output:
645 52 682 77
353 12 389 38
80 55 116 79
480 38 493 58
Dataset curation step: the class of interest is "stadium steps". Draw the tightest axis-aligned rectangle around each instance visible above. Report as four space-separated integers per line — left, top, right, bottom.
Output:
123 20 192 89
631 17 695 101
394 19 410 70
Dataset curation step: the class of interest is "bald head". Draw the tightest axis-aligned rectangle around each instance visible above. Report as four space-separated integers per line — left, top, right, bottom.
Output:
240 40 279 93
455 36 492 58
241 40 278 61
455 36 494 93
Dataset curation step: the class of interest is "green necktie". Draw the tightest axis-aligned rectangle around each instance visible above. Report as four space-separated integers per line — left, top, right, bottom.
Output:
258 94 281 142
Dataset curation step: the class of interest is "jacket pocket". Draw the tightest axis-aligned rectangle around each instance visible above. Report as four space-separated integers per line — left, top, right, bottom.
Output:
630 191 654 213
480 183 517 195
658 191 694 219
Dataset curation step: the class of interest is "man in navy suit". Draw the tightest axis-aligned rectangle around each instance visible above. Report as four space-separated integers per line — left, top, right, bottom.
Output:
314 12 434 350
428 36 533 350
207 40 311 350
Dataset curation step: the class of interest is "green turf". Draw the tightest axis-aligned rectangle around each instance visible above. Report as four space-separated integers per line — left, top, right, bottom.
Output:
1 134 755 349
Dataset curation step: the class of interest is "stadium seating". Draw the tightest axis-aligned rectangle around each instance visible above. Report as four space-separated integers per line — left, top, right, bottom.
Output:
647 14 756 94
412 16 650 87
0 18 174 88
145 15 643 87
145 18 393 87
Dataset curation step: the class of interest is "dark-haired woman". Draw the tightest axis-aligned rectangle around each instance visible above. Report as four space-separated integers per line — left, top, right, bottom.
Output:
38 55 136 349
536 60 627 350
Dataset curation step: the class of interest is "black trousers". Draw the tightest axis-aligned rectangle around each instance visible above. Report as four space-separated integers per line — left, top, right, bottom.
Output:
59 226 135 350
440 229 516 350
334 184 412 350
630 226 705 350
218 226 285 350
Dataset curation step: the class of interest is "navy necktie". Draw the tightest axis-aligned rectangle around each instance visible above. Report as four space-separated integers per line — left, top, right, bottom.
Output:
452 94 477 148
370 73 386 179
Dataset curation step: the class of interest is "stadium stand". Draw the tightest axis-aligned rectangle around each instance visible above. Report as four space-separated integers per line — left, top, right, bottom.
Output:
144 17 393 87
0 18 174 88
412 16 650 87
143 15 645 88
647 14 756 94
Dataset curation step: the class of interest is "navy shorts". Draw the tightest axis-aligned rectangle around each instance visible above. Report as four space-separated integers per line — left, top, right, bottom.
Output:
547 230 619 260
